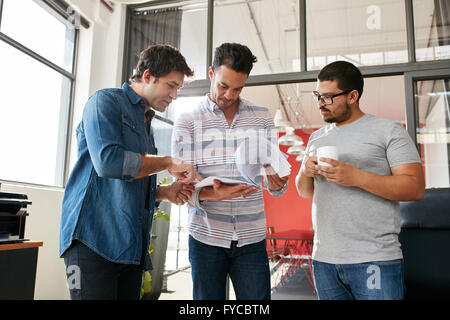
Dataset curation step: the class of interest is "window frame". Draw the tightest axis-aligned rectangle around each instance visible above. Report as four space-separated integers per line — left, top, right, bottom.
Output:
0 0 84 187
124 0 450 114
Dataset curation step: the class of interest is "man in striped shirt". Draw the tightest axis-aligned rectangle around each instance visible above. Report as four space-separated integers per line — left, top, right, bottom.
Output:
172 43 289 300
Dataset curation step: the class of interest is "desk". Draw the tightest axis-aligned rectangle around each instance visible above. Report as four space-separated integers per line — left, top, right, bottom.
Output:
0 241 43 299
266 230 314 292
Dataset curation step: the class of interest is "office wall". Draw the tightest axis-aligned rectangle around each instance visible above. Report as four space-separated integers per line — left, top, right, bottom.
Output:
1 1 126 299
1 184 68 299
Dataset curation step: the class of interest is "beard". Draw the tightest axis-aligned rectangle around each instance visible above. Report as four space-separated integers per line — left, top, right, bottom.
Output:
217 97 236 107
209 91 237 109
323 103 352 124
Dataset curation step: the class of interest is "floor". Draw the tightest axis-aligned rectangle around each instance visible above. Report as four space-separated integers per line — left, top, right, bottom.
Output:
158 264 317 300
271 268 317 300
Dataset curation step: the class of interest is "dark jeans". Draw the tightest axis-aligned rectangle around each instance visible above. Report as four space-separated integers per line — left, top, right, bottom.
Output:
189 236 271 300
63 240 143 300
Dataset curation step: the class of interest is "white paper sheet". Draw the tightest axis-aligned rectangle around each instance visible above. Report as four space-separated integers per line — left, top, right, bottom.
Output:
194 137 291 189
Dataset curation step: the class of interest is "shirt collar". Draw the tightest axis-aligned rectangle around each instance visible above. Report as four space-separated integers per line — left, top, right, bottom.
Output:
122 82 145 106
145 109 155 123
205 94 218 111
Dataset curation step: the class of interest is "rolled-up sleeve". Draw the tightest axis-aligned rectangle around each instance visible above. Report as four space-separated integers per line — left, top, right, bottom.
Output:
122 150 142 180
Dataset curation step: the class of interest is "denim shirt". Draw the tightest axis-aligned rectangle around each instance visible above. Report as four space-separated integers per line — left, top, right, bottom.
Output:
59 83 157 271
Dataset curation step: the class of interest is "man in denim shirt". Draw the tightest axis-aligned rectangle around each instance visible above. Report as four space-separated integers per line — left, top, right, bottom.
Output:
60 45 199 300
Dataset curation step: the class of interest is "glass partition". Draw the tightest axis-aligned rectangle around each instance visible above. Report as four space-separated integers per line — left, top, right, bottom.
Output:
167 95 206 121
413 0 450 62
213 0 301 74
179 1 208 79
126 0 208 81
160 96 205 272
415 78 450 188
306 0 408 70
241 75 406 130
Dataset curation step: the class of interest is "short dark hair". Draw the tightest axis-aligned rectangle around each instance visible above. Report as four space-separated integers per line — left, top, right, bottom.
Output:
318 61 364 101
130 44 194 82
212 43 257 75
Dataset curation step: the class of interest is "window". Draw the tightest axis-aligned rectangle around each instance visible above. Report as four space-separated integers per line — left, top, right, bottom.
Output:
415 78 450 188
179 1 208 80
164 96 204 271
0 0 75 71
413 0 450 62
125 1 208 81
168 95 205 121
165 203 190 271
241 75 407 131
143 96 206 273
0 0 78 186
306 0 409 70
213 0 301 74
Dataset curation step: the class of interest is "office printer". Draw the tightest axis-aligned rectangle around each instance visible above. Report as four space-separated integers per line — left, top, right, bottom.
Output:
0 191 32 243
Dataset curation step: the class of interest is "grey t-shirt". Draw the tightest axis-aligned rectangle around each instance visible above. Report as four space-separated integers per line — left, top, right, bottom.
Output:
303 114 421 264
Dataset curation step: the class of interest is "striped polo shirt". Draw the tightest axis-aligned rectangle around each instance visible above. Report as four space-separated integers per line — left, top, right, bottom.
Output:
172 95 287 248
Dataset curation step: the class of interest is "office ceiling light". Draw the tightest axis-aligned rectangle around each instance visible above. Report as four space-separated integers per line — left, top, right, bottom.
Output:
287 145 306 155
273 109 291 133
278 127 304 146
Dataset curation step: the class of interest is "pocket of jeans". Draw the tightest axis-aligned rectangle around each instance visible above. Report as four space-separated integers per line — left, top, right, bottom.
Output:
368 259 402 266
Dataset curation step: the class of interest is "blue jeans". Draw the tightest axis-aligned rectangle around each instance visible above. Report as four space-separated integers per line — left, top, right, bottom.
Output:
63 240 143 300
312 259 404 300
189 236 271 300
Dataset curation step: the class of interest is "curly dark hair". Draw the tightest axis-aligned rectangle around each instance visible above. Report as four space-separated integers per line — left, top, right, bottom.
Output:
318 61 364 102
129 44 194 82
212 43 257 75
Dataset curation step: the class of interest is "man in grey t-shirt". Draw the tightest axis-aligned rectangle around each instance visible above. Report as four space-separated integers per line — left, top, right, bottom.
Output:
295 61 425 300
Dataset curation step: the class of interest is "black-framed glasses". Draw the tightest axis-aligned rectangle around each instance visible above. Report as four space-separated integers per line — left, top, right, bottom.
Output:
312 89 352 105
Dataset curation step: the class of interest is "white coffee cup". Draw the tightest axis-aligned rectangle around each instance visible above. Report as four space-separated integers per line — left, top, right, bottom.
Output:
316 146 338 167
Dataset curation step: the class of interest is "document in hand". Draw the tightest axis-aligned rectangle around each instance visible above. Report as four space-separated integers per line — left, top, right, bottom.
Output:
194 176 251 189
235 137 291 189
193 137 290 190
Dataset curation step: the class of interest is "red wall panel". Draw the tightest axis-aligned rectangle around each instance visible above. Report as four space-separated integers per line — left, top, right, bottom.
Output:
263 129 314 233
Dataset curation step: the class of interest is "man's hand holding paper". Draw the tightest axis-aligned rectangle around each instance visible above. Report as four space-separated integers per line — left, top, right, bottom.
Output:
195 136 290 201
263 164 289 191
198 179 259 201
235 136 291 190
